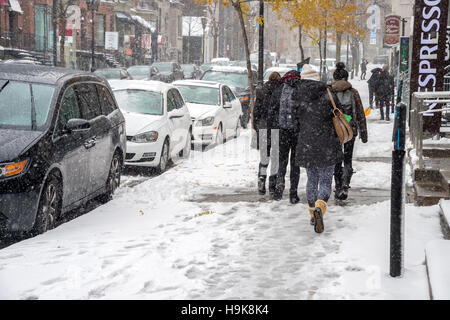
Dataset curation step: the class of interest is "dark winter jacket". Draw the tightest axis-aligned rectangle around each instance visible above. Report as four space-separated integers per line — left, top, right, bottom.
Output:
267 71 301 130
332 80 368 143
293 79 343 168
367 68 382 90
253 79 281 130
374 70 394 100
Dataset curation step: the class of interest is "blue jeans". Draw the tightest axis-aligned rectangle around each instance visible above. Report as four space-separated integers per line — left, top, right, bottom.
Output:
306 166 335 208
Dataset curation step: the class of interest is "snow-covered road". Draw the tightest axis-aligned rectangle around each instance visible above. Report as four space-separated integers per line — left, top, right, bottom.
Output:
0 75 444 300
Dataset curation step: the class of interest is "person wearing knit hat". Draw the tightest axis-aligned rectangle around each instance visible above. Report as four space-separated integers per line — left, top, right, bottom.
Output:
331 62 368 201
300 64 321 81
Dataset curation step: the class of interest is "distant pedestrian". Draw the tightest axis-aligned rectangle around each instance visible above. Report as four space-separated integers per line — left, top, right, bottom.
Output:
253 72 281 196
294 64 343 233
269 70 302 204
360 59 367 80
332 63 368 201
367 67 382 109
374 65 395 121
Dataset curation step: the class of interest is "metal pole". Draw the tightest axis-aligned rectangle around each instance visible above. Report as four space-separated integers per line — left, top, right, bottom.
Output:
390 102 407 277
323 19 327 82
257 0 264 86
91 4 95 72
52 0 57 66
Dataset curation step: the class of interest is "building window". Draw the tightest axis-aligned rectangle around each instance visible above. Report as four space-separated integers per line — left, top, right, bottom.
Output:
96 14 105 46
34 5 53 52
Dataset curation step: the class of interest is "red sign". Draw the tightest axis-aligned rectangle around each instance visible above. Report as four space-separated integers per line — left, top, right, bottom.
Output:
125 48 133 56
385 15 400 46
58 20 73 37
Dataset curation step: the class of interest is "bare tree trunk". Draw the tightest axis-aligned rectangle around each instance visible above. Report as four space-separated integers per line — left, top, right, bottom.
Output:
336 32 342 63
318 32 323 79
298 25 304 61
232 1 255 129
213 28 218 58
187 18 191 64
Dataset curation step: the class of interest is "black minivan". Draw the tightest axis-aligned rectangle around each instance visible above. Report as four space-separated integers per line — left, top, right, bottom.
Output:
0 64 126 236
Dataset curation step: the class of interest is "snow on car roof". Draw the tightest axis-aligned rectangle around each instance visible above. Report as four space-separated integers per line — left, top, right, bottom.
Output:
206 66 249 73
172 79 221 89
109 79 174 93
264 67 293 74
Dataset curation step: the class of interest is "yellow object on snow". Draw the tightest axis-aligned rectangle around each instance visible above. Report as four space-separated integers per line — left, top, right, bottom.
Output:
195 210 214 217
364 108 371 116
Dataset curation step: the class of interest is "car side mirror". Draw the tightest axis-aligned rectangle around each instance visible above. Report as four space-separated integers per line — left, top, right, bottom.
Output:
65 118 90 132
224 102 232 109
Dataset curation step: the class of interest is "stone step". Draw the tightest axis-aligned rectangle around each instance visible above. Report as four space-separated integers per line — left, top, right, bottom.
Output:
414 182 450 206
425 240 450 300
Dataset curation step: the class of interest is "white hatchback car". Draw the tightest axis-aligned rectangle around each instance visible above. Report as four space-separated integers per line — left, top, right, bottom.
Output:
173 80 243 145
110 80 192 172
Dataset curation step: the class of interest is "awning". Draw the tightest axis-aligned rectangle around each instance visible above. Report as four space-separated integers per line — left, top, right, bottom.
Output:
8 0 23 14
131 15 154 31
115 11 133 23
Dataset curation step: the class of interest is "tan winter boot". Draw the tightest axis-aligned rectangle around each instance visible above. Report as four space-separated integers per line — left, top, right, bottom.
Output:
309 208 315 225
313 200 327 233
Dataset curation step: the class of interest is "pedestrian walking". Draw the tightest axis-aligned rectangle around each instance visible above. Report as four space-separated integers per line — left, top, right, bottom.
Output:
253 72 281 196
331 63 368 201
360 59 367 80
294 64 343 233
367 67 381 109
268 70 302 203
374 65 395 121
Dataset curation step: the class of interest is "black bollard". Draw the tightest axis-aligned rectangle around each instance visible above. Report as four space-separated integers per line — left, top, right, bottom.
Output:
390 102 407 277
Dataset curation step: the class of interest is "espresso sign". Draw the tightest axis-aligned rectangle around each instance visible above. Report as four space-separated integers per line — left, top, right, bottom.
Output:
385 15 401 45
410 0 449 133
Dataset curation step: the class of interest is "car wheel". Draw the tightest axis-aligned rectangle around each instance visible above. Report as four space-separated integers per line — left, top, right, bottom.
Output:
99 152 122 204
158 139 170 173
179 128 192 159
215 123 224 145
31 173 62 236
235 117 242 138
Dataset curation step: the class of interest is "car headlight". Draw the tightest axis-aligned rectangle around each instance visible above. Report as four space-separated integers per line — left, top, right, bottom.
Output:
0 160 29 178
197 116 215 126
131 131 159 143
239 96 249 103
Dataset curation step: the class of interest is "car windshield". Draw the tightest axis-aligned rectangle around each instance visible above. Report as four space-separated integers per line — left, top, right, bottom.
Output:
113 89 163 115
176 85 220 106
202 71 248 89
95 69 121 79
152 63 172 72
181 65 195 72
127 66 149 76
200 63 214 71
0 80 55 130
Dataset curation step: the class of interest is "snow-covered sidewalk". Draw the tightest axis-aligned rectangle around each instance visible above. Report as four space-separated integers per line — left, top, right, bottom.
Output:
0 78 444 300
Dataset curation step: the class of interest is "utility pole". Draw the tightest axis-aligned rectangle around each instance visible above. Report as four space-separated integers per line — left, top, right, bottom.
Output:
52 0 57 66
257 0 264 87
323 19 328 82
401 18 407 37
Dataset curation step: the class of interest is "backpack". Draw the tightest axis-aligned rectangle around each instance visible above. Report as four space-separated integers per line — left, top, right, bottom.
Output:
336 89 357 134
279 83 296 129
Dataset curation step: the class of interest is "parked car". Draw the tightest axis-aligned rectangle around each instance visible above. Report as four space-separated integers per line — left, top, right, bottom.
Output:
263 67 293 82
109 80 191 172
181 64 202 79
127 65 160 80
200 66 257 129
94 68 133 80
250 51 273 72
229 60 258 71
211 57 230 66
173 80 243 145
278 63 297 71
0 64 126 236
310 58 336 82
151 62 184 83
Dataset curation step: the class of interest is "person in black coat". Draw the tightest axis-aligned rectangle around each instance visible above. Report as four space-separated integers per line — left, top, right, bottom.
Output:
374 65 395 121
294 64 344 233
268 70 302 204
253 72 281 196
367 67 381 109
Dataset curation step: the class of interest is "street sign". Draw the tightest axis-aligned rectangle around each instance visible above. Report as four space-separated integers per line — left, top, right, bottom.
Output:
399 37 410 73
366 3 381 30
105 32 119 51
410 0 449 133
370 29 377 45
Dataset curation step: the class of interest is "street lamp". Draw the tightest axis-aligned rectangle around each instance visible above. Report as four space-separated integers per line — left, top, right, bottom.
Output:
86 0 100 72
201 16 207 64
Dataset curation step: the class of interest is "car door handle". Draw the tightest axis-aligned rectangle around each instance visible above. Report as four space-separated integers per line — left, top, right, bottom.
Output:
84 138 96 149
